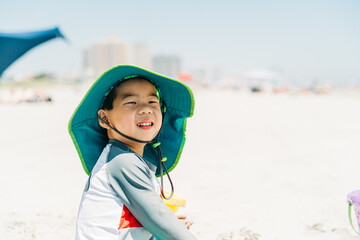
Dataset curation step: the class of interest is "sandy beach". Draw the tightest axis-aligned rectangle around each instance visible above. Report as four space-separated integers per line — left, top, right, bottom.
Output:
1 85 360 239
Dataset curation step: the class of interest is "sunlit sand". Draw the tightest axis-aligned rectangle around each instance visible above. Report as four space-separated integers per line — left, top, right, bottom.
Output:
1 85 360 239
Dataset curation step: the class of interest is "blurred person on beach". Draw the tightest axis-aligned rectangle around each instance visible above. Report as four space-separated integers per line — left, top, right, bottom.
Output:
0 87 52 103
69 65 196 240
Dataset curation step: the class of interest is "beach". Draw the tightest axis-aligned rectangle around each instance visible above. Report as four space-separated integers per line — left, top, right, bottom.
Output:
1 85 360 239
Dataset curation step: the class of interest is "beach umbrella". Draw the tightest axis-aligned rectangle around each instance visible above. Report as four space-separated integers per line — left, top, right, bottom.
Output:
0 27 66 76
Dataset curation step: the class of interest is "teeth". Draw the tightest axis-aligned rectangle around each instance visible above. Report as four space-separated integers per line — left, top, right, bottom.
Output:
137 122 153 127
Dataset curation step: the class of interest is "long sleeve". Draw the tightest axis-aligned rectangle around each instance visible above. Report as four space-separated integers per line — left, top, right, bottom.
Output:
106 153 197 240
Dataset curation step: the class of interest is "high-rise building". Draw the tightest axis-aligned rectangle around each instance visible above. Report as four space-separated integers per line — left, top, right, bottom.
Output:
133 43 152 70
83 37 151 78
190 66 223 87
152 55 181 77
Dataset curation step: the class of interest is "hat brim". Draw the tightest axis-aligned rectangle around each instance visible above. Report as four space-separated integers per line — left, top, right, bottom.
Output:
68 65 194 176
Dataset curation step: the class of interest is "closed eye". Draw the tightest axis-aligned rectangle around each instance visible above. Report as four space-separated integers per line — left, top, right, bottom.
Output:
125 101 136 105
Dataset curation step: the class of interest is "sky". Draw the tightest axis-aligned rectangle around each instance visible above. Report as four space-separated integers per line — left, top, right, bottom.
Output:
1 0 359 86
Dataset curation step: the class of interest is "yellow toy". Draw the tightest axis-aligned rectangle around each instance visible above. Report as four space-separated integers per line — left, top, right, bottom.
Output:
163 191 186 213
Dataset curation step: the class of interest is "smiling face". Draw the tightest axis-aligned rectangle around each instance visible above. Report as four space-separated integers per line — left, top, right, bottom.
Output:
98 78 162 155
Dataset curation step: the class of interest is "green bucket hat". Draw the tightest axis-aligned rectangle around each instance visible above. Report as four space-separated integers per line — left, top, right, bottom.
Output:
68 65 194 177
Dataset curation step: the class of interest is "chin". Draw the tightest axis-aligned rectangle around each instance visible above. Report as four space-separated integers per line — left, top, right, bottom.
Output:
144 136 156 141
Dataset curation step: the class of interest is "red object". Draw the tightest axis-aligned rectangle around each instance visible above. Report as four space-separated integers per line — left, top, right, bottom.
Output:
118 206 142 229
176 73 193 82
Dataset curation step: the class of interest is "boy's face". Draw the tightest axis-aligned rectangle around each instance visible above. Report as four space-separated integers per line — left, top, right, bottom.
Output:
99 79 162 146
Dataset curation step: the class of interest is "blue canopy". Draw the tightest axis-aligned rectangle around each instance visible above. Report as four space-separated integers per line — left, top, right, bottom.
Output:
0 27 66 76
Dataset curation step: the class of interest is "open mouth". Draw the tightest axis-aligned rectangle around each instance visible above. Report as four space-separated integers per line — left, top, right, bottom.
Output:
137 122 153 127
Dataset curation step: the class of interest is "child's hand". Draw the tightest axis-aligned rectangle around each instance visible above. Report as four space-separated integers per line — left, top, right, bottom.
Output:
177 215 193 230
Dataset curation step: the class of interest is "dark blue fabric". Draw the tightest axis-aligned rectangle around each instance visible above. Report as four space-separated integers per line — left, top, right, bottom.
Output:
0 27 65 76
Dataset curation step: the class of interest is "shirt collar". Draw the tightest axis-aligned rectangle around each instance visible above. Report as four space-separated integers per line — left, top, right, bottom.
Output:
108 139 157 173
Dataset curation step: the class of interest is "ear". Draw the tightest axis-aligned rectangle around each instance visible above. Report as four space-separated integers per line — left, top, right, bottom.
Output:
98 109 110 129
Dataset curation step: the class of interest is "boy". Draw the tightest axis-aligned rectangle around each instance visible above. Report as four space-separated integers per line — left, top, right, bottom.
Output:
69 65 196 239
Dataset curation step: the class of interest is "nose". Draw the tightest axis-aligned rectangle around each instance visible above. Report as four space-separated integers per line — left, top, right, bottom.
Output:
138 104 153 115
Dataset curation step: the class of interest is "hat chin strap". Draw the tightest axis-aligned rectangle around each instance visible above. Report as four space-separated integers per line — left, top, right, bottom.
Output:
97 115 174 199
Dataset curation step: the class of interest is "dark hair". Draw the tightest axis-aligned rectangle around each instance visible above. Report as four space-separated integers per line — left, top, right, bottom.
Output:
102 83 119 110
102 77 154 111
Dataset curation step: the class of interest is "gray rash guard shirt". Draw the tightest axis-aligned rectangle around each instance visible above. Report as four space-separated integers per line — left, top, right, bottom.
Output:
76 139 196 240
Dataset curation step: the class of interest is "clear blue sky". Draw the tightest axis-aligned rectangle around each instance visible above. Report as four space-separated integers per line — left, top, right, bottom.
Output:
1 0 359 85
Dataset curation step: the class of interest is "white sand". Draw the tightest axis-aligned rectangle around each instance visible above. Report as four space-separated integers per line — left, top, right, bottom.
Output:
1 85 360 239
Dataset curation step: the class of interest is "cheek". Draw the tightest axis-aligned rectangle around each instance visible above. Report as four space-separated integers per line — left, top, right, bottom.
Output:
110 110 134 127
156 112 163 129
156 109 163 121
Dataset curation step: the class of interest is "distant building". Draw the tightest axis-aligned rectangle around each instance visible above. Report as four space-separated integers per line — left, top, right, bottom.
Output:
190 66 223 87
83 37 151 78
152 55 181 77
133 43 151 70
